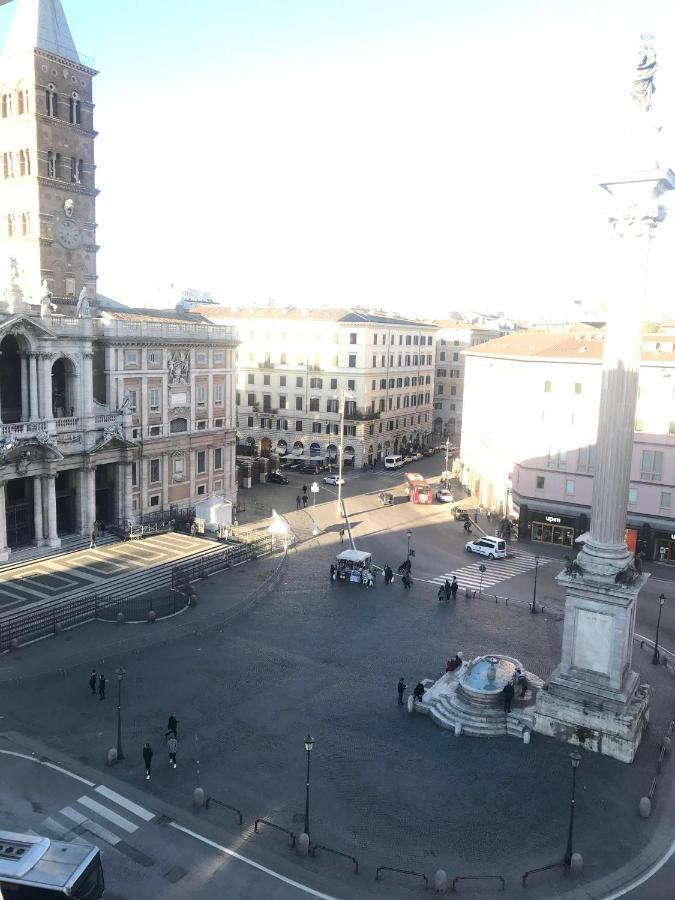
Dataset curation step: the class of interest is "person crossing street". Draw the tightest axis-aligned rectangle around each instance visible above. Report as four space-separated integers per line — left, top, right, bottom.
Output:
143 742 153 780
167 734 177 769
88 669 97 695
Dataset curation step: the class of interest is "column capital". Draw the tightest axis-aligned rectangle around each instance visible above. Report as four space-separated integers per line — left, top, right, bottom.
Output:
43 472 56 481
39 352 56 361
82 351 95 361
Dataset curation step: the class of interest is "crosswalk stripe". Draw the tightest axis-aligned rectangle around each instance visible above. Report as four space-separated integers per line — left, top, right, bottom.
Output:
77 796 138 833
94 785 154 821
60 806 86 825
41 816 72 838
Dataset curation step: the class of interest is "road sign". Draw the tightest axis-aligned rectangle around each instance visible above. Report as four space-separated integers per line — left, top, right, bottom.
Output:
311 482 319 493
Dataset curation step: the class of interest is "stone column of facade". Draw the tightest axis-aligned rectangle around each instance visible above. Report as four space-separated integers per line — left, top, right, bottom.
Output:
20 354 29 422
44 473 60 548
33 476 44 546
77 466 96 535
140 372 148 438
39 354 54 421
207 372 214 427
161 453 169 511
28 353 39 421
124 461 133 522
81 351 94 419
0 482 9 562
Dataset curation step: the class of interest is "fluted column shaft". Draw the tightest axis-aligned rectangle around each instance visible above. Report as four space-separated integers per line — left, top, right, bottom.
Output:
20 355 29 421
33 476 44 545
28 353 39 421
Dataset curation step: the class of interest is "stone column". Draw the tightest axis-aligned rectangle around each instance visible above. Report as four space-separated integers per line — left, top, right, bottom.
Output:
140 374 148 437
161 453 169 512
124 461 133 521
28 353 39 422
78 466 96 535
20 354 29 422
44 473 60 548
0 481 9 562
39 354 54 421
33 476 44 546
207 372 214 426
81 351 94 419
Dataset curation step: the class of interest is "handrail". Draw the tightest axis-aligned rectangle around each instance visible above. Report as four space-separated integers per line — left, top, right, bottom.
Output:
522 860 565 887
254 817 295 847
205 796 243 825
452 874 505 891
310 843 359 874
375 866 428 889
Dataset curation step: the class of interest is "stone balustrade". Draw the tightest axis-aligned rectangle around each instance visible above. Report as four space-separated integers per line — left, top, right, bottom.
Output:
48 316 237 345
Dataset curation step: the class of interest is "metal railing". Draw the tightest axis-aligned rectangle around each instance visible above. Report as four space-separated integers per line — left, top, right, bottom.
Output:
309 843 359 874
171 536 273 588
522 860 565 887
375 866 428 889
205 797 243 825
254 818 296 847
452 874 505 891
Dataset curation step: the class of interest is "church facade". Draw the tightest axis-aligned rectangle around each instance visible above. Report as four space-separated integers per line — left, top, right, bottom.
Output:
0 1 237 560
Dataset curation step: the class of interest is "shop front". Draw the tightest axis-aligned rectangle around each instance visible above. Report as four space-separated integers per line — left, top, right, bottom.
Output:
531 513 577 547
653 530 675 564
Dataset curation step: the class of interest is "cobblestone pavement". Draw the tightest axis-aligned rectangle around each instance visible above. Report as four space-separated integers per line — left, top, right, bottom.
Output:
1 526 674 899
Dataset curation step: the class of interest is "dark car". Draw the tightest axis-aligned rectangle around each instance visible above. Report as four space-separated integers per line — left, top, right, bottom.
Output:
299 464 321 474
268 472 290 485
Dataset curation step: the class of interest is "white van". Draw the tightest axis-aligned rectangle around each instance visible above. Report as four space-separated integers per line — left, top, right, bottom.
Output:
384 455 403 469
465 536 507 559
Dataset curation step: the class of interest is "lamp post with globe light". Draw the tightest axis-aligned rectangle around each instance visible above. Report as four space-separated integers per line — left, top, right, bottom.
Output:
303 734 314 840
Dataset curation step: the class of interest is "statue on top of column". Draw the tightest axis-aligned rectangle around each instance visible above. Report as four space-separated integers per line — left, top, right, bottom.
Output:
76 285 91 318
632 41 657 113
40 280 55 319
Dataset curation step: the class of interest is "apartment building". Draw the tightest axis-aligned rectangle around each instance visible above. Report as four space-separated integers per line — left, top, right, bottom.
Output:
199 307 437 468
459 330 675 561
432 320 503 444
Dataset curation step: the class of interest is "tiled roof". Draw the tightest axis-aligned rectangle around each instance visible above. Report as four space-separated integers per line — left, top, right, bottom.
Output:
197 306 435 328
465 330 675 363
102 308 210 325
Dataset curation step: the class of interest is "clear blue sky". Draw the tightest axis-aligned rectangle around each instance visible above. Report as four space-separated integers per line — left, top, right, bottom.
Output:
1 0 674 318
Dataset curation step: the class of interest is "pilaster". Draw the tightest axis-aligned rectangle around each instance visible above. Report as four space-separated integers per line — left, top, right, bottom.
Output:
28 353 39 422
44 473 60 548
39 353 54 421
33 476 45 546
20 355 29 422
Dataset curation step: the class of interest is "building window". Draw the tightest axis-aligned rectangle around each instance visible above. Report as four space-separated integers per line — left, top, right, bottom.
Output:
247 416 253 427
450 386 457 396
296 376 303 388
544 381 551 393
147 350 161 366
214 351 225 364
577 445 596 472
439 351 446 362
131 462 137 486
279 395 287 409
310 377 323 389
214 418 223 428
125 389 138 411
213 383 224 406
70 92 81 125
149 388 160 411
70 157 83 184
309 397 319 412
295 396 303 410
536 476 545 489
312 422 321 433
196 351 208 364
247 373 255 385
46 85 57 117
196 420 206 430
295 420 303 432
660 491 672 509
452 352 459 361
327 399 338 413
574 382 582 395
280 375 287 387
263 374 271 386
348 355 356 368
174 457 185 478
149 425 161 436
124 350 139 366
247 393 256 406
150 458 160 483
263 394 271 411
149 494 160 507
347 379 355 390
565 479 575 496
214 448 223 470
640 449 663 481
20 212 29 236
197 484 206 496
349 333 357 344
628 487 637 505
547 450 567 469
197 451 206 474
196 385 206 407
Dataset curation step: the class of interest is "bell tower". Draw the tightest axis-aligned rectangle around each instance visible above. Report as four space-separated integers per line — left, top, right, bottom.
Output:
0 0 98 306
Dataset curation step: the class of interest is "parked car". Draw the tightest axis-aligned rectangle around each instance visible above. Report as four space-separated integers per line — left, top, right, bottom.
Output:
452 507 470 521
300 464 322 474
323 474 345 485
268 472 290 485
465 537 507 559
436 488 454 503
403 455 415 465
415 452 424 460
285 460 303 469
378 491 394 506
424 448 435 456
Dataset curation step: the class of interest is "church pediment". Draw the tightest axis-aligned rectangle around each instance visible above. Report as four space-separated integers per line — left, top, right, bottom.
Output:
89 431 138 454
0 436 64 475
0 315 57 341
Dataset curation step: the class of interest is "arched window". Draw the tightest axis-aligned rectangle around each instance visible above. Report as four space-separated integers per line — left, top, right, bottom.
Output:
7 214 14 238
70 158 83 184
21 213 29 236
1 89 12 118
2 153 9 179
17 83 28 115
46 85 57 117
19 149 30 176
70 92 81 125
170 417 188 433
47 150 58 178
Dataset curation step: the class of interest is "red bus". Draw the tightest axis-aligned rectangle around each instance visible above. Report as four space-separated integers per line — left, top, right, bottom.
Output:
403 472 433 504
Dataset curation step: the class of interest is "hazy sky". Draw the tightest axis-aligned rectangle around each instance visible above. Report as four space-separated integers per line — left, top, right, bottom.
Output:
2 0 674 319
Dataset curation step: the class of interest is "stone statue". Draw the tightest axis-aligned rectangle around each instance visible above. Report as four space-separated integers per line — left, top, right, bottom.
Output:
8 257 19 288
39 280 54 319
120 395 132 412
168 350 190 384
632 42 657 113
76 285 90 318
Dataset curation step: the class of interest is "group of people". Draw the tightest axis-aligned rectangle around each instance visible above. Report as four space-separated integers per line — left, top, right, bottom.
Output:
397 677 426 705
142 713 180 780
89 668 106 700
438 577 459 603
501 668 529 713
295 484 311 510
330 560 375 587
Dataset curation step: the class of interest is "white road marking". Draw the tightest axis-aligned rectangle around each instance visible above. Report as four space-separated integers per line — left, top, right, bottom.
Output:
169 822 341 899
60 806 87 825
41 816 71 837
61 807 121 847
77 796 138 832
0 750 95 787
94 785 154 821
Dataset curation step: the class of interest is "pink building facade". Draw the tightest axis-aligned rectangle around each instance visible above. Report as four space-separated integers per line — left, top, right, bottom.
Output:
460 330 675 563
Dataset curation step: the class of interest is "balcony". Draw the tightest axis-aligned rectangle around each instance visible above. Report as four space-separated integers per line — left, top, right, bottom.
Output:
257 361 275 369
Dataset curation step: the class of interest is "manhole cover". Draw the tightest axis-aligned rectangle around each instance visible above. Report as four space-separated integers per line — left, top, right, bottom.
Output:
163 865 187 883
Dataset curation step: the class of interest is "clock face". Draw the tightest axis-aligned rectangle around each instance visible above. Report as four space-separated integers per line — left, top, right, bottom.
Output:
55 218 82 249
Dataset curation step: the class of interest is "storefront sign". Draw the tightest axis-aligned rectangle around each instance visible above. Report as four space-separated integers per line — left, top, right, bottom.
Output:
545 516 561 524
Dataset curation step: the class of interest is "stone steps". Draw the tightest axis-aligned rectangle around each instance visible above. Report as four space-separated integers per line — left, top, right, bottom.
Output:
0 534 119 575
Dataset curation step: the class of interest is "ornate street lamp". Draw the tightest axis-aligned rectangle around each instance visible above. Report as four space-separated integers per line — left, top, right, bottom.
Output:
303 734 314 839
652 593 666 665
115 667 126 761
564 751 582 868
531 555 540 614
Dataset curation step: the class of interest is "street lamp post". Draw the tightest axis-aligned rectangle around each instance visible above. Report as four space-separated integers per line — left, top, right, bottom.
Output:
531 555 540 614
478 563 486 597
335 389 352 518
407 529 412 562
303 734 314 839
652 593 666 665
115 667 126 761
564 751 582 868
444 439 450 487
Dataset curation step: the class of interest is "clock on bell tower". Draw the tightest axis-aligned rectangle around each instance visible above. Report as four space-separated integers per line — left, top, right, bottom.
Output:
0 0 98 306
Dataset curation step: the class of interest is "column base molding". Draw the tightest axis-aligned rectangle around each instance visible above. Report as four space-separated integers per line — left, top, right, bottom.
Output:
0 547 9 563
47 537 61 549
33 539 47 549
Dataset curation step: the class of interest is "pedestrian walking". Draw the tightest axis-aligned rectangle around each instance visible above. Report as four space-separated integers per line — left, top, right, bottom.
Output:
402 573 412 590
88 669 97 695
302 484 308 495
475 509 480 523
450 576 458 601
302 494 308 508
487 510 492 523
515 669 528 698
339 528 345 544
296 495 302 510
384 564 393 585
167 734 177 769
89 527 96 550
397 677 407 706
98 672 106 700
143 742 153 780
502 681 514 713
444 579 452 602
329 563 336 583
166 713 179 738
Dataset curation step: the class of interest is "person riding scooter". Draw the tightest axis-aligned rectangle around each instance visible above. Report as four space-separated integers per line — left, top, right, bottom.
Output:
463 520 472 534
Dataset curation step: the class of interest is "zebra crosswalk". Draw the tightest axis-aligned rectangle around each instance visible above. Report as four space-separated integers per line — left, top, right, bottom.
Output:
29 784 154 848
428 550 552 593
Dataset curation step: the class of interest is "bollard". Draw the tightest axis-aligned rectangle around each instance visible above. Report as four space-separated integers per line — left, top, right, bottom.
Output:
663 736 672 754
53 623 62 635
116 612 124 624
9 638 19 651
454 722 462 737
147 610 157 624
639 796 651 818
569 853 583 875
434 869 448 893
297 833 309 857
106 748 117 767
523 729 531 745
193 787 205 809
407 695 414 713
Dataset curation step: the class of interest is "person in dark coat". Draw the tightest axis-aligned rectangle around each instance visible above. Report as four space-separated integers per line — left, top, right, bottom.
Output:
89 669 97 695
143 743 153 780
450 577 459 601
98 673 106 700
302 484 308 496
329 563 336 583
413 682 425 702
166 713 178 738
402 573 412 590
444 579 452 602
302 494 308 508
384 564 393 585
515 669 528 698
397 677 407 706
296 495 302 510
502 682 514 713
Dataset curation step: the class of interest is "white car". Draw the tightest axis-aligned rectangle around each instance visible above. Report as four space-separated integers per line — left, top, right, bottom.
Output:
465 537 507 560
436 489 454 503
323 474 345 486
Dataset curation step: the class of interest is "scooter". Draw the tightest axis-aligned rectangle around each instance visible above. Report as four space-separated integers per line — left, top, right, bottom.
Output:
463 520 473 534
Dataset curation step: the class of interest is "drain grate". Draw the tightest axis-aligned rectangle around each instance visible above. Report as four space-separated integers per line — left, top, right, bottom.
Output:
163 865 187 883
